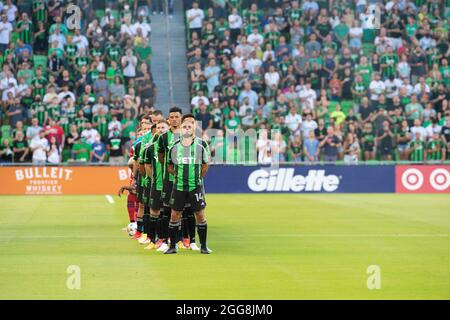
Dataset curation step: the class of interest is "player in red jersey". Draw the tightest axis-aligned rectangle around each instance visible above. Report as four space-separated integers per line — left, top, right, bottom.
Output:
118 144 139 232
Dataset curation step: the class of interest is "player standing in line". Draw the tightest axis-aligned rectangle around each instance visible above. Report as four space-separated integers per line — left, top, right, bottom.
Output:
137 111 164 245
143 120 169 250
132 115 152 240
156 107 184 252
165 114 212 254
118 141 139 231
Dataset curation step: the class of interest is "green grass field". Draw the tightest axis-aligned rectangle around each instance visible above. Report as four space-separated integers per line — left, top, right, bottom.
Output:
0 194 449 300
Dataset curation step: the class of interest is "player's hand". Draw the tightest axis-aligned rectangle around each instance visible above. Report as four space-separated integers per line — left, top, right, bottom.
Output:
118 187 125 197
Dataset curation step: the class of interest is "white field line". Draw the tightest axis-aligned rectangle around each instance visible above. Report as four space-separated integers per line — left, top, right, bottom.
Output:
105 195 114 204
0 234 449 240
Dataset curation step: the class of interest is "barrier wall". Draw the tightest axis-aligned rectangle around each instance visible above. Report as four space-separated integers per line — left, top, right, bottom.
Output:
0 165 449 195
0 166 130 195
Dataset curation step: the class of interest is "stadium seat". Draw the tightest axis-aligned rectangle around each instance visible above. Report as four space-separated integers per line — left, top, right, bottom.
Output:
95 10 105 19
341 100 354 115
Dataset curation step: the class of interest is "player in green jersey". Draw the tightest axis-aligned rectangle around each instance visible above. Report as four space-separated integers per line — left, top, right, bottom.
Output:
157 107 183 251
165 114 211 255
143 120 169 250
426 133 446 161
131 115 152 241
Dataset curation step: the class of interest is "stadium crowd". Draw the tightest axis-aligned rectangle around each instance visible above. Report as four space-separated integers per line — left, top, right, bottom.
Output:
184 0 450 164
0 0 156 165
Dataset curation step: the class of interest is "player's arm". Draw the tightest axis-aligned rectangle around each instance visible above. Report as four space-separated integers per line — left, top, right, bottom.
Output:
118 185 135 197
167 143 175 175
157 133 166 164
201 163 209 178
201 140 210 177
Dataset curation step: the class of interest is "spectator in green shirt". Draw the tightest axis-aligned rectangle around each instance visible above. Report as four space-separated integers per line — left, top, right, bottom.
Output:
72 137 92 162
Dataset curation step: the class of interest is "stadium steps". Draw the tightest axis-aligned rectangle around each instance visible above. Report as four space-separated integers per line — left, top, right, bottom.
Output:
150 1 190 115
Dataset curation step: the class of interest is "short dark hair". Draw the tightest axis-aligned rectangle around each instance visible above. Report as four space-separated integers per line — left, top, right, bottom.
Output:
169 106 182 115
153 109 163 116
181 114 195 123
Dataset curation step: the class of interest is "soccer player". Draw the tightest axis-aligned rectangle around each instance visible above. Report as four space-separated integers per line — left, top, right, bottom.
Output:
132 115 152 241
157 107 182 252
118 147 139 231
165 114 212 254
142 120 169 250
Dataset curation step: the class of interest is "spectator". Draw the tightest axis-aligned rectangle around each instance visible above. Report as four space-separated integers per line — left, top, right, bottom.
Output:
303 131 320 163
29 129 49 164
47 136 61 164
12 131 29 162
72 137 91 162
107 130 125 164
0 138 13 163
90 134 106 163
319 126 342 162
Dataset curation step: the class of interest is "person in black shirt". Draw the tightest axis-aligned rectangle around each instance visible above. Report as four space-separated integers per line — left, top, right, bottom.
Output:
13 131 29 162
376 121 395 160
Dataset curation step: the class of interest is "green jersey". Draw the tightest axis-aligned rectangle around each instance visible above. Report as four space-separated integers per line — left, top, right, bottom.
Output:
105 44 122 62
73 141 91 161
409 140 425 162
144 136 163 191
139 131 154 164
64 44 78 60
92 114 109 137
427 139 445 160
33 0 46 22
380 53 398 78
17 20 33 44
168 137 210 192
158 130 180 184
31 77 47 97
30 102 46 125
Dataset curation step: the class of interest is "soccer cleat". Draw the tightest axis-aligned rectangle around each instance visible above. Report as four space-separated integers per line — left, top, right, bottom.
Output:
183 238 190 248
137 233 148 243
157 242 169 252
139 237 150 245
164 247 178 254
132 231 141 240
189 243 200 251
144 242 156 250
177 240 186 249
200 247 212 254
155 239 164 248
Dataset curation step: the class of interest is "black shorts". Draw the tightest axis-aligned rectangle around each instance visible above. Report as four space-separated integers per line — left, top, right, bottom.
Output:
161 180 174 207
170 186 206 212
149 187 163 211
143 184 151 206
136 179 144 204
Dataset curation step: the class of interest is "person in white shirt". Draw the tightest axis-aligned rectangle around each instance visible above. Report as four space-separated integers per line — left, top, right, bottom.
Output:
108 116 122 138
410 119 428 141
186 2 204 35
81 122 100 145
413 77 431 96
48 27 66 50
247 26 264 48
30 130 49 164
228 7 243 42
285 106 302 136
0 14 12 51
301 113 318 139
132 15 151 38
369 72 386 102
384 76 402 100
238 97 255 117
298 83 317 111
121 49 137 78
120 17 134 39
397 54 411 79
73 29 89 51
191 91 210 109
246 51 262 74
3 0 17 24
264 65 280 96
256 129 272 164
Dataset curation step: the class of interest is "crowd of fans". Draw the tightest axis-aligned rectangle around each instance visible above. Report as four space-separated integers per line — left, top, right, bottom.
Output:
184 0 450 164
0 0 156 164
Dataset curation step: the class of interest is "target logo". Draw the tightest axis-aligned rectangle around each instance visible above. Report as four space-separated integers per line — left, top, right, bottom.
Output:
396 166 450 193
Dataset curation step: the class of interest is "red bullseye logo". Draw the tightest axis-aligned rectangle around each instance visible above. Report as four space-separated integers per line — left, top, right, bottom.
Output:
429 169 450 191
401 168 424 191
397 166 450 193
